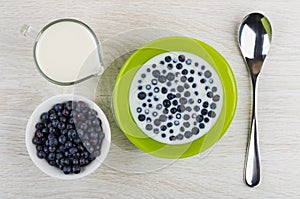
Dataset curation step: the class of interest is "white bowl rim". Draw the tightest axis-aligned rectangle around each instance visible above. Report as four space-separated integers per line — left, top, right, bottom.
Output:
25 94 111 179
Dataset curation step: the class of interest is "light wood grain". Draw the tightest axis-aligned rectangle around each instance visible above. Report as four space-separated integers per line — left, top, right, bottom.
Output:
1 0 300 198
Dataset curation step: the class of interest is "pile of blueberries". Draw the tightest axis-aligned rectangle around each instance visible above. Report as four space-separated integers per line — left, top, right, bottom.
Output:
32 100 105 175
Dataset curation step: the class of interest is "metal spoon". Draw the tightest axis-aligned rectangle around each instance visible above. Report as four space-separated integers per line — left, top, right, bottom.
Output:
238 13 272 187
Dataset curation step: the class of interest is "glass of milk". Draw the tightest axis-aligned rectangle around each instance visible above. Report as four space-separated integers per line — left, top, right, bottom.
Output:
21 19 104 85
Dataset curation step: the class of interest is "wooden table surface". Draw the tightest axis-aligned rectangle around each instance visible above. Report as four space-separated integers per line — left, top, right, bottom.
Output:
1 1 300 198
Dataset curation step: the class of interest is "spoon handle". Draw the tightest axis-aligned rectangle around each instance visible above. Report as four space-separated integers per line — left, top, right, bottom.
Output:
245 80 261 187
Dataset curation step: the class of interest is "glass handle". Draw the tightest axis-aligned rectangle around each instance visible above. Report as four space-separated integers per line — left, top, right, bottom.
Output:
20 24 37 41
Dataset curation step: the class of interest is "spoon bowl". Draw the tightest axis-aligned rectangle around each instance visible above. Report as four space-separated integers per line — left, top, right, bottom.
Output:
238 12 272 187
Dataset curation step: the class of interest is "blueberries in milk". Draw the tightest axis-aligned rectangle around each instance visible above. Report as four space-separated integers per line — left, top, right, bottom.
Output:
130 52 222 144
32 100 105 175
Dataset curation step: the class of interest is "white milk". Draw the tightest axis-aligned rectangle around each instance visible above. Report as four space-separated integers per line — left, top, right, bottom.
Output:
35 21 101 83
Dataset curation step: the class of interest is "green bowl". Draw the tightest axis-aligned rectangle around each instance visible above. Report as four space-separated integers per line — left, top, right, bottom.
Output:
113 36 237 159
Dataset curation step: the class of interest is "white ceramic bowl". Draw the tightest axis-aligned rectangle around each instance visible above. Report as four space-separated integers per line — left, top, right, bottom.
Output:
26 94 111 179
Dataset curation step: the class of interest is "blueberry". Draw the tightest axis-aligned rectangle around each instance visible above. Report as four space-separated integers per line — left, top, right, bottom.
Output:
90 132 98 139
63 166 71 174
99 132 105 141
201 109 208 115
67 124 74 130
57 122 66 130
36 131 44 138
160 125 167 131
188 77 194 83
82 151 89 159
186 59 192 65
49 113 57 120
37 151 46 159
59 116 67 123
72 158 79 165
59 158 65 166
92 118 101 126
64 151 70 157
54 103 63 112
182 69 188 75
161 87 168 94
204 71 212 78
42 128 48 134
40 112 49 121
93 150 101 157
138 114 146 121
199 123 205 129
192 127 199 135
45 139 49 146
82 107 90 114
43 146 49 154
77 112 84 120
81 134 89 141
71 130 77 138
176 134 184 140
88 154 96 162
200 79 206 84
79 123 87 131
208 111 216 118
165 56 172 62
180 76 187 83
35 122 43 130
210 103 217 109
87 146 95 153
196 115 204 122
48 153 55 161
163 108 169 114
213 95 220 102
48 127 56 134
48 160 56 166
207 92 213 98
48 146 56 153
69 147 78 155
176 63 183 70
74 137 82 144
56 153 63 160
65 101 73 111
74 152 81 159
32 137 41 145
65 141 73 149
79 157 86 166
36 145 43 152
167 93 175 100
171 107 177 114
167 63 173 70
203 101 209 108
51 120 59 128
77 101 87 109
62 109 70 116
49 139 58 147
58 135 66 144
212 87 217 92
204 117 210 123
178 55 185 62
138 92 147 100
72 165 81 174
87 109 97 118
163 99 171 108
